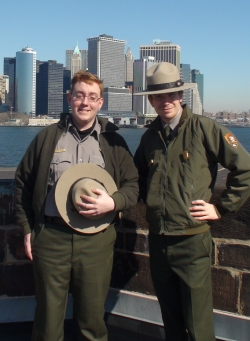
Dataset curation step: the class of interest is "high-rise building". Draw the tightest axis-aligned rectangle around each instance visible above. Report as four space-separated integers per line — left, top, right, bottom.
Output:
102 87 132 111
133 56 158 116
65 44 88 73
71 42 82 77
140 40 181 70
4 57 16 110
63 68 71 113
16 47 36 116
87 34 126 88
180 63 192 108
191 84 203 115
36 60 63 118
191 69 204 107
125 47 134 83
0 75 9 105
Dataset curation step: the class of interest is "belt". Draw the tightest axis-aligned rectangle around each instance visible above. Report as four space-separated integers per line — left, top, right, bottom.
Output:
45 215 68 226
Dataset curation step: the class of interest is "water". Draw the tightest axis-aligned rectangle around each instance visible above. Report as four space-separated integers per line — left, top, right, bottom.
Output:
0 125 249 168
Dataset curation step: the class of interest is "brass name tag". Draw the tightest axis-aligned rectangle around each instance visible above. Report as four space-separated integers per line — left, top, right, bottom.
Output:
54 148 66 153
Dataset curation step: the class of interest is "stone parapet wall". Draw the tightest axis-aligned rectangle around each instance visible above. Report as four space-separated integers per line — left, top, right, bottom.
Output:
1 172 250 319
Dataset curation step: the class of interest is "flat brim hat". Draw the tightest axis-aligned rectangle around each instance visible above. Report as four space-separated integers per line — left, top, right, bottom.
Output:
55 163 118 234
134 62 195 96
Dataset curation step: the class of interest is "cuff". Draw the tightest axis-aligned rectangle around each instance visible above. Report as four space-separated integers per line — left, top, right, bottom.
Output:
111 192 126 212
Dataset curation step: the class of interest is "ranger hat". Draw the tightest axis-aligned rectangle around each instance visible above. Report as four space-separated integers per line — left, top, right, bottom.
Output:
55 163 117 234
134 62 195 96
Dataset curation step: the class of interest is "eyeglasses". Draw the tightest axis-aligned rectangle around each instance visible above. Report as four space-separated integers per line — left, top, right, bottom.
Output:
72 93 101 103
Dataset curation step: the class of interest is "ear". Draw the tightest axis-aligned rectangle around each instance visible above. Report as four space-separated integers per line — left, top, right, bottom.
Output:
98 97 104 110
67 93 71 105
148 95 154 107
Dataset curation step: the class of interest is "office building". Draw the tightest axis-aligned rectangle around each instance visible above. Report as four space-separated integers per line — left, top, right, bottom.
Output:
133 56 158 116
191 69 204 107
16 47 36 116
36 60 63 118
0 75 9 105
180 63 192 108
3 57 16 110
65 44 88 73
71 42 82 77
125 47 134 83
63 68 71 113
102 87 132 111
87 34 126 88
191 84 203 115
140 40 181 70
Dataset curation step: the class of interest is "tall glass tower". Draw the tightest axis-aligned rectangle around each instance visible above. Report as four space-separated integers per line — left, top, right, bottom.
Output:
191 69 204 107
16 47 36 116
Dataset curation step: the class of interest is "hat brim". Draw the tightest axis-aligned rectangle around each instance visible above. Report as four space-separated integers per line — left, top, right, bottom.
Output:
134 83 195 96
55 164 118 234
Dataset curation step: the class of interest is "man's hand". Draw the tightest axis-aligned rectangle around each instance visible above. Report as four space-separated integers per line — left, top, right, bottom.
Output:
77 189 115 217
189 200 219 221
24 233 33 260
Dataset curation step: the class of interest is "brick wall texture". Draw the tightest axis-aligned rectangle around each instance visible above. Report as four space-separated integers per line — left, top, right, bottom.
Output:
1 177 250 318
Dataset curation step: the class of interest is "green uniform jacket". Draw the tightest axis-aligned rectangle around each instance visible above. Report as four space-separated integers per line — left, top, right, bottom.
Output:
134 105 250 235
15 114 139 236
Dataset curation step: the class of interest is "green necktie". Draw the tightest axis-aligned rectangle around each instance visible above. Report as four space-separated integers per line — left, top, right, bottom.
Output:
164 125 171 145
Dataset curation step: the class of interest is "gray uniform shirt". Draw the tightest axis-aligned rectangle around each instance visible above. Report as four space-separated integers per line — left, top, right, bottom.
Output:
45 117 105 216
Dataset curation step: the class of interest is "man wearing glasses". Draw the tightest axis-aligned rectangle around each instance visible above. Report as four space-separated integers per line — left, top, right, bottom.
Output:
15 71 138 341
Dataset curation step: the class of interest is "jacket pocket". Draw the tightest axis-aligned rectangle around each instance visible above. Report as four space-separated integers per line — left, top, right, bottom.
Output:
50 152 73 184
198 230 212 256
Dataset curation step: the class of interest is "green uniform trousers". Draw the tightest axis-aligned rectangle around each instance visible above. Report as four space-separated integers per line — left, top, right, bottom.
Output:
149 230 216 341
31 222 116 341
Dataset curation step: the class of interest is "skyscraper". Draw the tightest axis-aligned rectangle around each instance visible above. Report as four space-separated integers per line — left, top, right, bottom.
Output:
133 56 158 116
0 75 9 105
65 44 88 73
87 34 126 88
180 63 192 108
16 47 36 116
36 60 63 118
71 42 82 77
125 47 134 83
140 40 181 70
191 69 204 107
4 57 16 110
63 68 71 113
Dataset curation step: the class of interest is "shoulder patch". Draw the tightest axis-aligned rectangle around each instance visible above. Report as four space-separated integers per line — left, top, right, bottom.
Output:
224 133 238 149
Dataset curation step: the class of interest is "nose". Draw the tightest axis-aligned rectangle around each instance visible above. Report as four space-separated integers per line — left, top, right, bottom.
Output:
81 96 89 104
162 95 172 103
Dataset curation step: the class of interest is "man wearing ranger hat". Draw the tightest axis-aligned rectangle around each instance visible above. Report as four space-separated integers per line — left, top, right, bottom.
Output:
134 62 250 341
15 70 138 341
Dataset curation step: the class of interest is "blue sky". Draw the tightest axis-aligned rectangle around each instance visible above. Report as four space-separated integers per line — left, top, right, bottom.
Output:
1 0 250 113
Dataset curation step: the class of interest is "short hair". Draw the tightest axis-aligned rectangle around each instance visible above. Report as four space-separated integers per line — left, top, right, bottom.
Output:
70 70 104 97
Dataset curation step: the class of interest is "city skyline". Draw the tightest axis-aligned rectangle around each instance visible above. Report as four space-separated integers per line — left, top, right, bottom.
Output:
1 0 250 113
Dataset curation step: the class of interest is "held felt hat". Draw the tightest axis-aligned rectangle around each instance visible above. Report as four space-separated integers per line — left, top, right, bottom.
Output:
55 163 118 234
134 62 195 96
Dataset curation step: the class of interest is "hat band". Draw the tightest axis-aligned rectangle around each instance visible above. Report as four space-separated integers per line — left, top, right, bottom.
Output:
147 80 184 91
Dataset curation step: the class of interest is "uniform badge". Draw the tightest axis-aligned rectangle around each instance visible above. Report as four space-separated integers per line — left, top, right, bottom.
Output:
224 133 238 149
55 148 66 153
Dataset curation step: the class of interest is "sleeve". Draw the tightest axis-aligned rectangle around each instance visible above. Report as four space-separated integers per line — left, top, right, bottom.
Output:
15 136 38 235
109 134 139 212
201 119 250 215
133 135 149 203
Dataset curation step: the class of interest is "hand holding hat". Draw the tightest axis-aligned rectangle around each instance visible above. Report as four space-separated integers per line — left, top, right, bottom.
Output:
75 184 115 219
55 163 118 234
